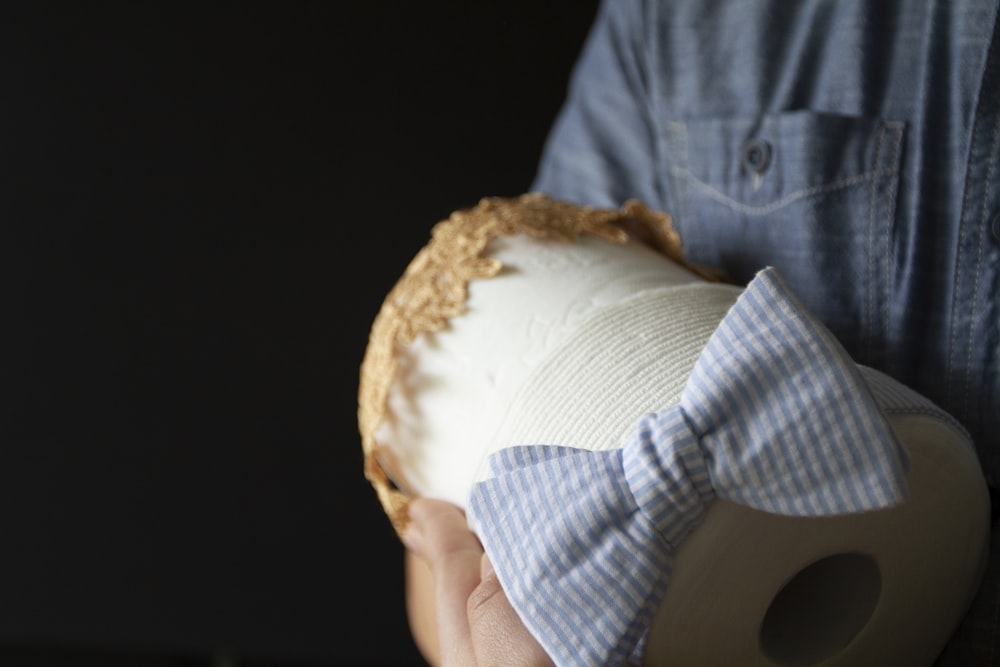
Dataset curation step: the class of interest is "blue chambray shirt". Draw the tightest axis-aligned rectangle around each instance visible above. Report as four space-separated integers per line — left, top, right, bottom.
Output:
530 1 999 663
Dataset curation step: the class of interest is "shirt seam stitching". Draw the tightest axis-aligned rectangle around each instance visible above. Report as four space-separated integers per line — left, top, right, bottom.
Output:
669 167 897 217
868 125 889 361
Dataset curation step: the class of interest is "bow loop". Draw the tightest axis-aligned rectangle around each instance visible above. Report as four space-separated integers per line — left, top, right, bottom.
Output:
679 268 909 515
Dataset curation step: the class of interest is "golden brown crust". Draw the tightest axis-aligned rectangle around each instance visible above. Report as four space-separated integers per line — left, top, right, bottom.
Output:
357 192 723 538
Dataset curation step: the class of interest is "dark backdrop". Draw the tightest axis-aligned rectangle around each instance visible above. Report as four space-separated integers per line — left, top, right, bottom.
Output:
0 2 600 666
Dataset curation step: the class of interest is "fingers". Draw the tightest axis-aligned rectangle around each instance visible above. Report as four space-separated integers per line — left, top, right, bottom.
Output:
405 497 555 667
468 555 556 667
405 497 483 667
404 550 441 665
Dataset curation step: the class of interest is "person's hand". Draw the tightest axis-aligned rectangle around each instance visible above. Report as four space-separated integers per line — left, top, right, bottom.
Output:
403 497 555 667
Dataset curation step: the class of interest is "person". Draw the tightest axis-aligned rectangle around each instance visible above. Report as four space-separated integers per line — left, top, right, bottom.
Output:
402 1 1000 664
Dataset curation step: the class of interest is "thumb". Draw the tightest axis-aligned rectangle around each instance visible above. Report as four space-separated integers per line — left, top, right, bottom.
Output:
467 555 555 667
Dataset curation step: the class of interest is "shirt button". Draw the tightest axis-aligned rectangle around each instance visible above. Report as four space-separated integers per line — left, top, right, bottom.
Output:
742 139 772 174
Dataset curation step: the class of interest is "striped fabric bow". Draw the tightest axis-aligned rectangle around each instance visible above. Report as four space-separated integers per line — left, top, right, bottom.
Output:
466 267 910 667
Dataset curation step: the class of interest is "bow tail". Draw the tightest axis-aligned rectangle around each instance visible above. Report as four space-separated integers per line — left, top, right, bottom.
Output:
469 445 672 667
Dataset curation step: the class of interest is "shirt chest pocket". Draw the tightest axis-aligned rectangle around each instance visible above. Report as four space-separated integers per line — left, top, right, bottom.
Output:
664 111 905 367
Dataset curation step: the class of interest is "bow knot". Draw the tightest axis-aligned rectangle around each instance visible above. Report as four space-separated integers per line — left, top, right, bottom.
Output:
622 409 713 547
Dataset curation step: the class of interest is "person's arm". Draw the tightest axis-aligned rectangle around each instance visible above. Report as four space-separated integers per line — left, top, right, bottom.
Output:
404 498 554 667
531 0 662 210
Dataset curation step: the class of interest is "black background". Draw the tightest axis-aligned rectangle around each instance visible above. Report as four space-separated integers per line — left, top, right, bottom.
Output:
0 2 600 666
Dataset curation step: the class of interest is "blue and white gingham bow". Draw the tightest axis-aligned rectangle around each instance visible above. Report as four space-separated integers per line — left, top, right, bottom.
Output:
467 267 910 667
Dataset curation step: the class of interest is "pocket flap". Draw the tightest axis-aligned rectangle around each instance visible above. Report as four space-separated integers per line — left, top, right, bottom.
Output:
671 111 903 215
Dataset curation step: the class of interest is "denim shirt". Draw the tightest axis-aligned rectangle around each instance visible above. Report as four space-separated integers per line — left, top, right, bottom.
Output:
531 1 1000 663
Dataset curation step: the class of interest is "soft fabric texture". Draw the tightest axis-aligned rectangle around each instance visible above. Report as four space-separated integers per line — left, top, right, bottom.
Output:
467 267 922 666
